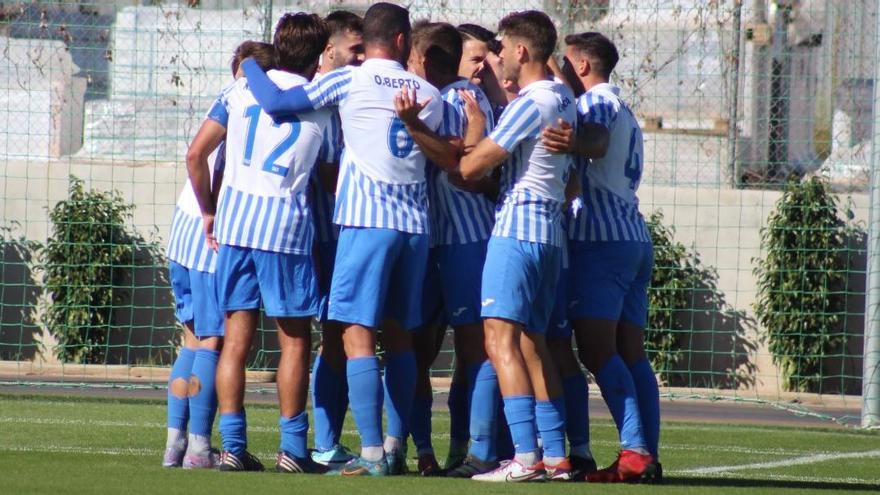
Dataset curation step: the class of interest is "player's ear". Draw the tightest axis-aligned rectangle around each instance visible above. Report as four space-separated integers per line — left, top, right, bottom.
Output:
579 56 590 78
516 42 528 64
394 31 407 53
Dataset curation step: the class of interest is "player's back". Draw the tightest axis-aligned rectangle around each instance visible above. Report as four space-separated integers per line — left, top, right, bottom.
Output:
216 70 336 254
313 59 442 185
571 83 649 243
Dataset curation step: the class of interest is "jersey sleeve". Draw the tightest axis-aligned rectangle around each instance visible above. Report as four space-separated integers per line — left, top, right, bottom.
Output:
304 67 353 109
241 59 316 118
578 92 619 129
488 97 542 153
204 88 231 127
439 100 464 138
318 112 343 164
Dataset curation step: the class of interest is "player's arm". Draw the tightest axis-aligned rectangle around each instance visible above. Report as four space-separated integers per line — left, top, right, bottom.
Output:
210 142 226 207
393 86 462 172
241 59 350 120
186 118 226 250
542 119 609 159
461 95 541 181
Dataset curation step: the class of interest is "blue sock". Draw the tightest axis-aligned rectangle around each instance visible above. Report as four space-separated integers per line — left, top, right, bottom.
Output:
383 351 417 441
467 361 500 461
188 349 219 436
279 412 309 459
167 347 196 430
496 407 514 460
334 375 349 442
447 374 470 448
595 355 647 451
219 410 247 456
346 356 383 447
311 354 344 451
629 358 660 459
536 398 566 458
562 373 590 452
502 395 539 455
409 396 433 455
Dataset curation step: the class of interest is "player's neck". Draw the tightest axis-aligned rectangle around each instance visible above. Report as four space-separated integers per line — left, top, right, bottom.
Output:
581 74 609 92
364 45 404 66
516 62 548 90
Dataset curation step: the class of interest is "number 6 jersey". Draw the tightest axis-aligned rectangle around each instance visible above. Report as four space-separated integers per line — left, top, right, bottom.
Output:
569 83 650 243
213 70 339 254
302 59 443 234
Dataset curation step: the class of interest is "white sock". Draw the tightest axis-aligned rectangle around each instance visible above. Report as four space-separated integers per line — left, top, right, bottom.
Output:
543 455 565 466
383 436 403 454
631 447 651 456
513 451 538 467
361 446 385 462
187 433 211 454
166 428 186 450
570 442 594 460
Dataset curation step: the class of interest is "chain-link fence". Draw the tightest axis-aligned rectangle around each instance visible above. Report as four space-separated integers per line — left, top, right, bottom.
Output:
0 0 877 427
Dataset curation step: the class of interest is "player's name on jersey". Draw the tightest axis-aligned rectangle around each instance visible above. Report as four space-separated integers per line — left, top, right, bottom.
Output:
373 75 422 90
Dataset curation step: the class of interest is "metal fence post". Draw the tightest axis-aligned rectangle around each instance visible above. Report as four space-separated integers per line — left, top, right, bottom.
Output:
727 0 743 188
862 0 880 430
262 0 274 43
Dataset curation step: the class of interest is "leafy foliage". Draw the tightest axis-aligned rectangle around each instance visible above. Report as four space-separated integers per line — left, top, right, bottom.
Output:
39 177 141 364
753 176 858 392
645 210 699 383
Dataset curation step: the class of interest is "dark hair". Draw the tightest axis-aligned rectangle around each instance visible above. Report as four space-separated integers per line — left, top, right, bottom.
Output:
231 40 275 75
457 23 500 55
497 10 557 63
325 10 363 38
413 22 462 77
273 13 330 74
565 32 619 78
363 2 410 46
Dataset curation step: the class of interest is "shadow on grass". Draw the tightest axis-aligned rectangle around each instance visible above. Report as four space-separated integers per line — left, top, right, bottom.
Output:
664 476 878 492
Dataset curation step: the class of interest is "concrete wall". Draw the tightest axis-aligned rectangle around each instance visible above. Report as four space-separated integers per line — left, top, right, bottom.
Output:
0 159 867 393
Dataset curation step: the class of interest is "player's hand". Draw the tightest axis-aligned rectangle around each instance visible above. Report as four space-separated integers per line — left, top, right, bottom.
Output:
459 89 486 133
542 119 575 154
202 214 219 251
394 86 431 126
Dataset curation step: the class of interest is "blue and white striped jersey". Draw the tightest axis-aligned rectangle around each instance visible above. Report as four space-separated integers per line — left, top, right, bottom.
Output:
569 83 650 243
214 70 339 254
310 111 343 244
489 79 576 247
428 80 496 246
166 93 231 273
303 58 443 233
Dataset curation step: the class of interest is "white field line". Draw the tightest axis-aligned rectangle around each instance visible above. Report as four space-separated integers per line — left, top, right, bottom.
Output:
0 415 867 458
678 471 880 485
676 448 880 475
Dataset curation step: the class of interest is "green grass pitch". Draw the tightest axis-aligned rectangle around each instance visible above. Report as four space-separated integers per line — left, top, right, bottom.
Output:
0 394 878 494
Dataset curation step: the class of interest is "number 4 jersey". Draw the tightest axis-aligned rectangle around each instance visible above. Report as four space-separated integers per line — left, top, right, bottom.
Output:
214 70 339 254
569 82 650 243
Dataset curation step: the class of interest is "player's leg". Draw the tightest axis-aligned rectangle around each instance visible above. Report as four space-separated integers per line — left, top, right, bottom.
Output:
617 241 661 482
381 231 429 474
410 314 445 476
182 269 224 469
311 238 354 467
250 247 323 473
436 240 501 477
569 240 652 482
547 337 594 479
327 226 401 476
214 245 263 471
444 362 471 469
164 261 198 468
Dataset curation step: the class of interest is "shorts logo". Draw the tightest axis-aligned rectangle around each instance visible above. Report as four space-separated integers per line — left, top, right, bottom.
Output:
568 299 579 308
481 298 496 307
452 307 468 317
556 319 569 329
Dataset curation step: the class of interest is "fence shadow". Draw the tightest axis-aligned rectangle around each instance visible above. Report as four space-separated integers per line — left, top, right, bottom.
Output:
0 236 41 361
664 263 758 389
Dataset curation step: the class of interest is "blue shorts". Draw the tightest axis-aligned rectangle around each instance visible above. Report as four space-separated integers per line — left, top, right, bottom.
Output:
480 236 562 333
168 261 224 338
215 244 319 318
435 240 488 326
328 226 429 331
569 240 653 328
546 267 572 340
315 239 337 322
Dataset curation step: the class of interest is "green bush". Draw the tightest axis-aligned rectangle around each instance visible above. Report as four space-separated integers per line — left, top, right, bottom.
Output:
753 176 858 392
39 177 140 364
645 210 699 382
